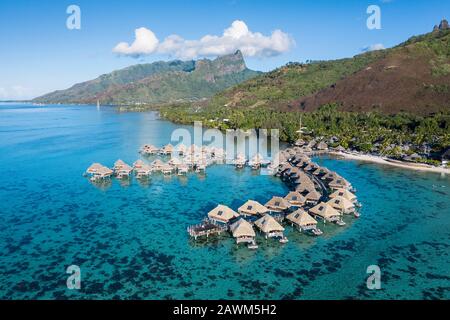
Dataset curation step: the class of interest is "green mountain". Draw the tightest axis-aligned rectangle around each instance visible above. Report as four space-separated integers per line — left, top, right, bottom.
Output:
33 50 260 105
203 23 450 115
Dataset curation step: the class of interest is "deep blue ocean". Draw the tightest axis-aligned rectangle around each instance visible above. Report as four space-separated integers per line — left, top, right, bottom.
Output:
0 103 449 299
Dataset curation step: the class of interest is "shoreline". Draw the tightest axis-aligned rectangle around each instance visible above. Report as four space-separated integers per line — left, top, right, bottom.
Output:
328 151 450 175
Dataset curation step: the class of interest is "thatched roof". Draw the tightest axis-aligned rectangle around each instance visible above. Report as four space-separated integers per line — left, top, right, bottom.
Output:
133 159 145 168
284 192 306 205
255 214 285 233
87 163 103 173
114 159 126 169
304 190 321 201
330 189 357 202
175 144 187 153
238 200 269 216
230 219 256 238
161 144 174 152
286 209 317 227
309 203 341 220
327 196 355 212
328 178 350 189
296 182 316 194
316 141 328 150
264 196 292 211
207 205 239 223
304 162 320 171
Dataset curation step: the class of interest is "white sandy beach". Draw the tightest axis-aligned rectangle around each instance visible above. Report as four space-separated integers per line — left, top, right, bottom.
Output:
328 151 450 175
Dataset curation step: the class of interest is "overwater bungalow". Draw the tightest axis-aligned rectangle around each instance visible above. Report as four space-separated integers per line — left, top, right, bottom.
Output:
234 153 246 169
86 163 104 174
113 159 126 171
313 167 329 177
304 190 322 204
140 144 159 155
230 218 258 249
309 203 345 225
264 196 292 213
168 157 183 167
134 164 152 179
238 200 269 217
296 181 316 193
115 163 133 179
151 159 165 172
133 159 145 169
175 144 187 155
328 178 351 191
286 209 322 235
195 161 207 173
177 163 189 175
113 160 133 178
284 191 306 207
321 171 340 182
207 205 240 225
160 144 174 156
86 164 113 181
161 164 174 175
248 153 263 170
254 214 288 243
327 196 356 214
304 162 320 172
330 188 357 203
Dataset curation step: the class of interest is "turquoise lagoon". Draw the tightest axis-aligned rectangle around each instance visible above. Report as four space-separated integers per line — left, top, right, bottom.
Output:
0 103 449 299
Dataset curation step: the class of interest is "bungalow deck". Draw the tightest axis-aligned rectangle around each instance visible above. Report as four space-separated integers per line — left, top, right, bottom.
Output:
187 221 228 240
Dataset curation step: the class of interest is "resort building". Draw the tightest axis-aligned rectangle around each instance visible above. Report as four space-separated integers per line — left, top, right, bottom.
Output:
286 209 322 235
309 203 344 225
328 178 351 191
86 163 113 181
254 214 287 242
161 164 174 175
151 159 165 172
140 144 159 155
134 164 152 179
284 191 306 207
133 159 145 169
238 200 269 217
264 196 292 213
304 162 320 172
316 141 328 150
175 144 187 155
327 196 355 214
207 205 240 225
113 160 133 179
177 163 189 175
229 218 257 248
329 189 357 203
160 144 174 156
304 190 322 204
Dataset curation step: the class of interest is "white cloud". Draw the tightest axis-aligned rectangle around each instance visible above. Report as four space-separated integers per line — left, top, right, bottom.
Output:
113 20 294 59
0 85 34 100
362 43 385 52
113 27 159 57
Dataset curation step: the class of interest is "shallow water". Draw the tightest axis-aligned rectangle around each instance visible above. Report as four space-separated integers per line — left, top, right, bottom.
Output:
0 103 449 299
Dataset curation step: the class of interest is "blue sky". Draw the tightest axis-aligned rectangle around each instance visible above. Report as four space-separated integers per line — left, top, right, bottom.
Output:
0 0 448 99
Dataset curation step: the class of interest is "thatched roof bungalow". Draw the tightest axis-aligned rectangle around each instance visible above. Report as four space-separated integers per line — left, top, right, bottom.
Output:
207 205 239 224
284 192 306 207
264 196 292 213
330 189 357 203
230 218 256 244
327 196 355 214
238 200 269 217
286 209 318 231
254 214 285 239
309 203 342 223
